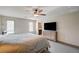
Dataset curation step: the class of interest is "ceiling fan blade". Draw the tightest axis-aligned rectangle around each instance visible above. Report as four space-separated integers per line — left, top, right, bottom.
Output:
40 14 46 16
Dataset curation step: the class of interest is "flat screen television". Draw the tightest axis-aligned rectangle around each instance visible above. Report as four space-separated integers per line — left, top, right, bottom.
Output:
44 22 56 31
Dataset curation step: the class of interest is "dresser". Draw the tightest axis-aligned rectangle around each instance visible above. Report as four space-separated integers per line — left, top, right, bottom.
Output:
43 30 57 41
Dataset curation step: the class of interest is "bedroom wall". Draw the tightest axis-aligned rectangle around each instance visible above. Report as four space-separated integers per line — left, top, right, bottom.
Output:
45 11 79 46
14 18 36 34
57 12 79 46
0 16 2 34
0 16 7 34
0 15 37 34
46 11 79 46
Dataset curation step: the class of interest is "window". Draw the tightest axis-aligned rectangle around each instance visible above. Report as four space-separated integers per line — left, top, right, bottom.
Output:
29 22 33 32
7 20 14 34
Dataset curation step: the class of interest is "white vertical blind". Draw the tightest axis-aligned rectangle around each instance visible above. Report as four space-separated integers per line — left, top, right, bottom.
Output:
7 20 14 34
29 22 33 32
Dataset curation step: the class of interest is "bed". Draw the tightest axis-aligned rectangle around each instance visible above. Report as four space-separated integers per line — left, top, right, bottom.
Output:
0 33 49 53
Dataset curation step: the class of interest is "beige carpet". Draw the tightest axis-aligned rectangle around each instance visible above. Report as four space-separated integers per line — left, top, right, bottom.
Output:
48 40 79 53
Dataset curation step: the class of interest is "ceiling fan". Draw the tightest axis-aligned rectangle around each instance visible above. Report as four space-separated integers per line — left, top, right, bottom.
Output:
33 8 46 16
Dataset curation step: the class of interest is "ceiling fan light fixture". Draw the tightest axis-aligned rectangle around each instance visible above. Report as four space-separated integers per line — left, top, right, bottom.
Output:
34 14 39 16
33 8 46 16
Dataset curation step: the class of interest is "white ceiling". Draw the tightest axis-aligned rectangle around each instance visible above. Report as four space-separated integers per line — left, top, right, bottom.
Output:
0 6 79 20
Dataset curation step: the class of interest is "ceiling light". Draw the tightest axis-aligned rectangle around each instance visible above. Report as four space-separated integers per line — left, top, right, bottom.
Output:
34 14 39 16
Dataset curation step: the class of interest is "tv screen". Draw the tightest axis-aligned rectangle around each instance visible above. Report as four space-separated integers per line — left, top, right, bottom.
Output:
44 22 56 31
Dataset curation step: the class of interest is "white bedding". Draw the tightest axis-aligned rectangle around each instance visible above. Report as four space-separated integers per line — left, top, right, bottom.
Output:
0 33 49 53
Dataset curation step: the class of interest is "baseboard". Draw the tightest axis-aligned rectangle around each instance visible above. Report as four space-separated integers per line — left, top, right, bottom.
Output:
58 41 79 48
48 39 79 48
47 39 56 42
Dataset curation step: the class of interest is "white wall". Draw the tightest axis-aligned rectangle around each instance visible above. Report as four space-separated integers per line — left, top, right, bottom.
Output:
45 11 79 46
14 18 36 34
0 15 37 34
0 16 2 34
